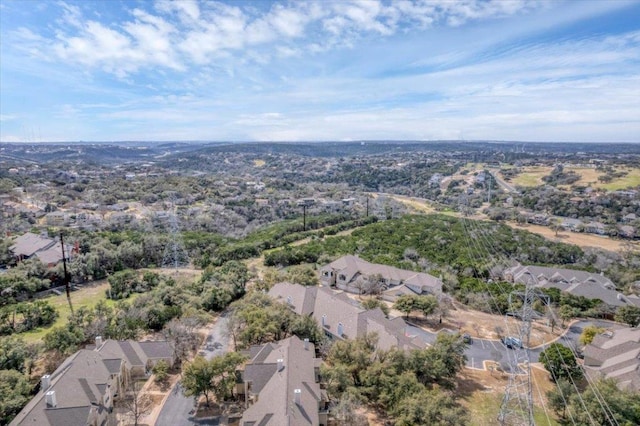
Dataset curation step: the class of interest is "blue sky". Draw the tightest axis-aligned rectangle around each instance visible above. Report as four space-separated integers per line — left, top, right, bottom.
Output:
1 0 639 142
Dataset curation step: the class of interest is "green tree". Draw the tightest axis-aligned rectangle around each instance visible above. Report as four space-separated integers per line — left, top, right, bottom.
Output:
539 343 581 382
181 353 245 407
0 336 27 372
558 305 579 326
361 298 390 317
182 356 215 406
152 360 169 384
579 325 605 346
394 295 419 319
0 369 33 425
43 323 85 355
286 265 319 287
614 305 640 327
392 389 468 426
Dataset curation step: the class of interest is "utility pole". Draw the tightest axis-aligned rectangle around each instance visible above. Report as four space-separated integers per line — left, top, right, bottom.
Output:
366 197 369 217
59 233 74 315
302 204 307 231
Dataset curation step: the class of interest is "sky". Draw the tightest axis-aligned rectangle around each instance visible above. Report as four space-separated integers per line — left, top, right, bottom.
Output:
1 0 639 143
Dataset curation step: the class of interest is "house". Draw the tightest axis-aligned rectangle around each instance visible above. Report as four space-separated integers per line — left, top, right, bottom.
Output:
622 213 637 223
269 283 425 351
504 265 632 307
559 217 583 232
583 327 640 392
238 336 328 426
585 221 606 235
319 255 442 301
9 232 64 266
10 338 173 426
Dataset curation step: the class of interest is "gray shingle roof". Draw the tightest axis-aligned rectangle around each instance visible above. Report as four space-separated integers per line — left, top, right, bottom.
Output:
269 283 424 351
505 264 629 307
584 327 640 391
241 336 321 426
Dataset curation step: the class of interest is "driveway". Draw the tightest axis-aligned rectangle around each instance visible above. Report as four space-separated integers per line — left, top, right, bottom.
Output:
155 314 230 426
407 318 622 372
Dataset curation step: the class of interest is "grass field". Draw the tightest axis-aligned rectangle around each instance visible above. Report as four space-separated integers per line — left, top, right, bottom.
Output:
21 281 113 342
510 166 554 187
511 165 640 191
598 168 640 191
459 367 560 426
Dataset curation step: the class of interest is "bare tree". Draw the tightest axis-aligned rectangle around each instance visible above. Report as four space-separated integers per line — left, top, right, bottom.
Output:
162 316 202 362
120 380 152 426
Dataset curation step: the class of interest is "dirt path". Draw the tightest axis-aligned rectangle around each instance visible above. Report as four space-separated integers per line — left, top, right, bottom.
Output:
245 227 361 280
506 221 639 253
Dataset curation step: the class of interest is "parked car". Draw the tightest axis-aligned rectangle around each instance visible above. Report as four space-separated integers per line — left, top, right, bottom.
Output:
501 336 523 349
462 333 473 344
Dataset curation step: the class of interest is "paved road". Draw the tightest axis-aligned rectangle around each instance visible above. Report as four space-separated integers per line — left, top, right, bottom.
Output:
407 319 621 372
490 172 519 194
156 314 229 426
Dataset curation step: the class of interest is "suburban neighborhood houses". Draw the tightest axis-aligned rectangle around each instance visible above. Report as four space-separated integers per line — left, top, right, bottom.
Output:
504 264 640 308
584 327 640 392
10 339 174 426
238 336 328 426
269 282 426 351
319 255 443 301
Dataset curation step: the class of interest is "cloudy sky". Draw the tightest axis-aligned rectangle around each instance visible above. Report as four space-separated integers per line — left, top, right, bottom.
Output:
1 0 639 143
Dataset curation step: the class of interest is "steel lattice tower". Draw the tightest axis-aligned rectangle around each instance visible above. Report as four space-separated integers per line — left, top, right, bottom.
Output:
161 206 189 271
498 273 548 426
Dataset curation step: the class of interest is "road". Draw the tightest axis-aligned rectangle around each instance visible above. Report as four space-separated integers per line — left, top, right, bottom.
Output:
407 318 621 372
490 172 519 194
155 314 230 426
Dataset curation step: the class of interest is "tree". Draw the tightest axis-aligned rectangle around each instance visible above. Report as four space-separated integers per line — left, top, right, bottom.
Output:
0 369 33 425
579 325 605 346
361 298 390 317
332 392 368 426
416 295 438 320
393 389 468 426
286 265 319 287
394 295 418 319
43 323 85 355
547 379 575 420
152 359 169 385
182 356 215 407
539 343 581 382
0 336 27 372
120 380 152 426
614 305 640 327
558 305 579 326
182 353 245 407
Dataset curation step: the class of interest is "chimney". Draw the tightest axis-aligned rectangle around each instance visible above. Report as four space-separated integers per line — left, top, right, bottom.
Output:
321 314 327 328
303 338 309 350
45 390 57 408
337 322 344 337
293 388 301 405
286 296 293 305
277 358 284 372
41 375 51 391
95 336 103 348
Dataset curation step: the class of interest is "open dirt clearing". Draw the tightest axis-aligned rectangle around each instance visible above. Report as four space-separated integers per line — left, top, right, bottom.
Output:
506 222 639 253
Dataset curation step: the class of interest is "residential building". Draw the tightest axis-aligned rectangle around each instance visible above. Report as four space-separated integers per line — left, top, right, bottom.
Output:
238 336 328 426
269 283 425 351
583 327 640 392
319 255 442 301
10 338 173 426
504 265 639 308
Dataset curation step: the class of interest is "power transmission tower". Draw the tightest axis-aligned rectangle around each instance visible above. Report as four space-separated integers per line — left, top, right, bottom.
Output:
161 205 189 271
498 273 548 426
